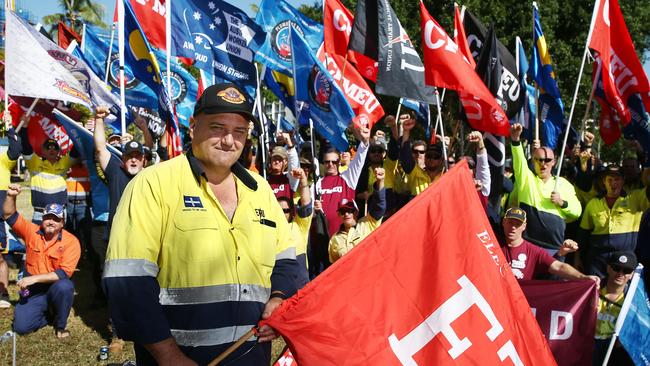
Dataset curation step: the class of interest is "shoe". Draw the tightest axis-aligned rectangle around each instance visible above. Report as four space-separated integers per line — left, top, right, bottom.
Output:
109 337 125 354
0 294 10 308
55 328 71 339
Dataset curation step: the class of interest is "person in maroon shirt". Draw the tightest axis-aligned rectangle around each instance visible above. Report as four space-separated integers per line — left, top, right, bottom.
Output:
501 207 600 284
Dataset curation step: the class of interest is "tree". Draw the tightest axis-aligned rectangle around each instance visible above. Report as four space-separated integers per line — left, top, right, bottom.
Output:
42 0 107 33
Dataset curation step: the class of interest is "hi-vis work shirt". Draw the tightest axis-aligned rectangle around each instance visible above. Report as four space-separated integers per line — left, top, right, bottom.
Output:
0 153 17 204
511 142 582 249
103 153 300 365
25 154 72 209
289 203 312 289
328 215 382 263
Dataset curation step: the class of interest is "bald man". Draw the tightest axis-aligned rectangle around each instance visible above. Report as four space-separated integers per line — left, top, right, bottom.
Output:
509 124 582 255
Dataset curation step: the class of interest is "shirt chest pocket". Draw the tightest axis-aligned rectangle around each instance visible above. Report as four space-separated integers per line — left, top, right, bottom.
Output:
47 248 63 268
172 215 223 263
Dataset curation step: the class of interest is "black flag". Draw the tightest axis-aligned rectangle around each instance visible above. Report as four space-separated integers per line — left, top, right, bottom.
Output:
475 25 506 227
349 0 434 103
463 8 523 119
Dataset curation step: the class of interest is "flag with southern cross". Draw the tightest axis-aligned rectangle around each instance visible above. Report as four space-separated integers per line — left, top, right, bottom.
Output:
170 0 264 100
255 0 323 75
291 27 354 153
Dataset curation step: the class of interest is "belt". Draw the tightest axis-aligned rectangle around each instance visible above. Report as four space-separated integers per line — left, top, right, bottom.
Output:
68 198 87 205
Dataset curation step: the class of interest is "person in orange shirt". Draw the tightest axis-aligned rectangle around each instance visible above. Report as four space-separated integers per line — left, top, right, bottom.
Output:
3 183 81 339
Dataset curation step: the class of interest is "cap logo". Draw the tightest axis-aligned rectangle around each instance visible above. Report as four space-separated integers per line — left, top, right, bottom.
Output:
619 255 628 263
217 87 246 104
129 141 138 148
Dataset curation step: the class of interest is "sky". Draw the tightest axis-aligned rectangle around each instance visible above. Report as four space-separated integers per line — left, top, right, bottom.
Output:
15 0 650 77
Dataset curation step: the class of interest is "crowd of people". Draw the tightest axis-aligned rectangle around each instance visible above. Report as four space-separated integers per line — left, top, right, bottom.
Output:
0 81 648 365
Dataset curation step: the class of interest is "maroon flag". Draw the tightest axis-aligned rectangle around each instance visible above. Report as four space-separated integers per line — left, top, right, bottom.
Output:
57 21 81 50
520 280 598 366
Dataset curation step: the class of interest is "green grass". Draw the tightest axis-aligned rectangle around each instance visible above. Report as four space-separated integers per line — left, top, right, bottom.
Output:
0 184 286 365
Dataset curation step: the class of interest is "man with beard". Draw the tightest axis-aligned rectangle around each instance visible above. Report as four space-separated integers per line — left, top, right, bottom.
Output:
3 184 80 338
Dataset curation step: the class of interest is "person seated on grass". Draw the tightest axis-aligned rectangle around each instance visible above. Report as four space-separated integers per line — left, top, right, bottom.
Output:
3 183 81 338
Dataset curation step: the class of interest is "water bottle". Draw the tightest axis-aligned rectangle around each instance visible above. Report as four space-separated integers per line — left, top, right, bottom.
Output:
98 346 109 361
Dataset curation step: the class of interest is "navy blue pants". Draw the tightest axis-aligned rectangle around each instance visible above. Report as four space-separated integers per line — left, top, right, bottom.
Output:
13 279 74 334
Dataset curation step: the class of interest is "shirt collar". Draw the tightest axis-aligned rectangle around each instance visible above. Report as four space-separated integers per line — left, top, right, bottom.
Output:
36 228 63 241
186 150 257 191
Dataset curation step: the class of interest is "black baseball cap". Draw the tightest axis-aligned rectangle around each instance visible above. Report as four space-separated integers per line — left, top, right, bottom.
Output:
608 251 637 271
605 164 624 177
42 139 60 150
122 140 144 156
193 83 259 126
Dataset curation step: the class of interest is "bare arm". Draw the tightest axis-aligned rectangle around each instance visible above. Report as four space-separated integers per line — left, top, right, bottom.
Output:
93 106 112 171
3 184 20 220
548 260 600 288
135 117 154 149
143 338 197 366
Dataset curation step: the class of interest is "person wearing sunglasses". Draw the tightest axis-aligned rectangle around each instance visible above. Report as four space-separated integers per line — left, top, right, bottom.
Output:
593 251 637 365
329 167 386 263
578 164 650 277
509 123 582 257
500 208 600 285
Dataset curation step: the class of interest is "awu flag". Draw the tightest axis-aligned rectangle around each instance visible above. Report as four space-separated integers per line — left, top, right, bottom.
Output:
263 68 297 118
79 25 158 111
123 0 178 145
261 161 556 365
291 28 354 153
323 0 377 81
54 109 118 222
349 0 434 103
255 0 322 75
588 0 650 126
170 0 264 99
400 98 431 137
618 267 650 365
152 48 199 128
5 10 120 115
529 3 566 148
318 52 384 129
419 3 509 136
57 21 81 50
520 280 598 366
461 7 522 119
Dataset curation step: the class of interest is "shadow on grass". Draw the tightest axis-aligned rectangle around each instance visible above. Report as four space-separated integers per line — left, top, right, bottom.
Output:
71 256 112 342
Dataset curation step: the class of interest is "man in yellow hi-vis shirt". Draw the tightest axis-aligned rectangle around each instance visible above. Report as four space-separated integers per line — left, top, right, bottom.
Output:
103 83 301 366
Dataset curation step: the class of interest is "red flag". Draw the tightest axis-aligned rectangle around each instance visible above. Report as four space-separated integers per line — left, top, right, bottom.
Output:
419 2 509 136
318 52 384 129
588 0 650 125
114 0 166 49
520 280 598 366
453 4 475 69
323 0 378 81
596 99 622 145
262 161 556 365
57 21 81 50
273 349 298 366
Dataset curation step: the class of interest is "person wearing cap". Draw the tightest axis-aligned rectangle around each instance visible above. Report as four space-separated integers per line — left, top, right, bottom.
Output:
103 83 301 366
501 207 600 284
355 135 394 213
578 163 650 277
268 132 300 200
3 183 80 338
21 134 77 224
509 124 582 255
329 167 386 263
399 114 445 198
593 251 637 365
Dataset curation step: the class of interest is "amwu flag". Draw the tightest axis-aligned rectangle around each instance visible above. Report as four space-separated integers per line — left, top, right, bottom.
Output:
419 3 509 136
349 0 434 103
170 0 264 100
323 0 377 81
291 28 354 153
262 161 556 365
255 0 323 75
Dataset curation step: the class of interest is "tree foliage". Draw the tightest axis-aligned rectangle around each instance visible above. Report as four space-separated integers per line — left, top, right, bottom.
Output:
42 0 107 33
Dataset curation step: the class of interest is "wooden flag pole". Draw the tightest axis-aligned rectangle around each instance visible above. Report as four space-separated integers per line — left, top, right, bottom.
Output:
396 98 403 138
580 55 599 141
15 98 39 133
207 327 257 366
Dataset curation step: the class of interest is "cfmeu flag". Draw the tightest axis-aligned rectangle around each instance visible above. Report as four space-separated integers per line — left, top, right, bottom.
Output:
170 0 264 100
617 266 650 365
255 0 323 75
291 28 354 153
349 0 434 103
261 161 556 365
419 3 509 136
588 0 650 126
529 3 565 148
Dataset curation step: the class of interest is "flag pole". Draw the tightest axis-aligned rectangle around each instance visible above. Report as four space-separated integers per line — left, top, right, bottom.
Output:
532 2 540 143
435 89 449 171
553 0 600 192
601 264 644 366
254 63 267 179
117 0 127 136
396 98 403 138
207 327 257 366
4 0 9 130
580 55 599 140
104 22 116 84
15 98 39 133
165 0 172 102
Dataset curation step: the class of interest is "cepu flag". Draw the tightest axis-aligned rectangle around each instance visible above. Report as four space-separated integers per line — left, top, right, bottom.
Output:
261 161 557 365
349 0 434 103
419 2 509 136
170 0 264 100
291 27 355 153
461 7 523 119
255 0 323 75
515 36 537 141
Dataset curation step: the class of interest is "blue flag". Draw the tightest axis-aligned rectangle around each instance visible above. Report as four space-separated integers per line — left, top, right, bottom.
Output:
291 28 353 152
516 38 536 141
401 98 431 138
618 268 650 365
152 48 199 128
123 0 177 134
528 3 565 148
170 0 264 100
255 0 323 75
263 68 297 117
